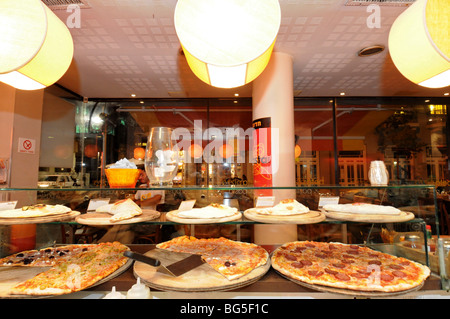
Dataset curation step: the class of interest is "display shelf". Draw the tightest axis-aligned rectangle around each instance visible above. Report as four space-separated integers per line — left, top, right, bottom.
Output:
0 184 443 290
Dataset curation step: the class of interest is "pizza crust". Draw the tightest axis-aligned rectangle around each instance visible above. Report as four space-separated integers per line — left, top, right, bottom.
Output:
0 204 72 218
176 204 238 219
255 199 310 216
323 203 402 215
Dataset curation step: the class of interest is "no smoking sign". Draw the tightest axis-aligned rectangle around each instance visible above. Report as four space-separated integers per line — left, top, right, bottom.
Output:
18 138 36 154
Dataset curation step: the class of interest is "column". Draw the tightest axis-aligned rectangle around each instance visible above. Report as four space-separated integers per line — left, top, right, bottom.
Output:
252 52 297 244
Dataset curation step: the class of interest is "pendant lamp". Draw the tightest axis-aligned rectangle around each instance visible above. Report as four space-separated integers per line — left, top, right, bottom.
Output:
388 0 450 88
174 0 281 88
0 0 74 90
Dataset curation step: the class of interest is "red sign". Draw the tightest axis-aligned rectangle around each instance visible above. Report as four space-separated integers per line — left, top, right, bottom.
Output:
252 117 273 196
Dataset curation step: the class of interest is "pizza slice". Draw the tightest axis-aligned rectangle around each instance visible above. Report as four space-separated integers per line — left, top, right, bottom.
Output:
96 198 143 222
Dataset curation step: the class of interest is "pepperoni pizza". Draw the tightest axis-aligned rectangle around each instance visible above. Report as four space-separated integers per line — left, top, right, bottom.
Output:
271 241 430 293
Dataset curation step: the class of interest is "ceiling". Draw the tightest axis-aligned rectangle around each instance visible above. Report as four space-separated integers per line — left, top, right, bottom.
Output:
50 0 450 100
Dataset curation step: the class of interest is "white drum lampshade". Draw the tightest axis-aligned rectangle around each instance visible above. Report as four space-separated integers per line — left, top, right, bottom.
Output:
174 0 281 89
388 0 450 88
0 0 74 90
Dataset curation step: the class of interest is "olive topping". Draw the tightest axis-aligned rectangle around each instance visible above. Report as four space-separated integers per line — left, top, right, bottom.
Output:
16 253 24 258
23 258 33 265
224 261 236 267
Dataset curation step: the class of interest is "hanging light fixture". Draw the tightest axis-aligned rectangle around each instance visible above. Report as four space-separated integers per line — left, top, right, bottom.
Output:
0 0 74 90
174 0 281 89
388 0 450 88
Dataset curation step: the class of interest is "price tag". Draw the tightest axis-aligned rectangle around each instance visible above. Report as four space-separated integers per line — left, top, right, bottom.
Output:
255 196 275 207
87 198 110 212
318 196 340 208
0 201 17 211
178 200 196 212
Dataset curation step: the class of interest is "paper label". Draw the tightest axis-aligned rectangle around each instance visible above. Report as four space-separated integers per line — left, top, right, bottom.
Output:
255 196 275 207
178 200 196 212
0 201 17 211
318 196 340 208
87 198 110 212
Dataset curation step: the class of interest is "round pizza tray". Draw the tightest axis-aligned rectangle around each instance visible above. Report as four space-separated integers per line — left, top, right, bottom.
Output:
274 269 424 298
75 209 160 225
0 210 80 225
165 210 243 224
321 209 415 223
133 248 270 292
243 209 325 224
0 258 133 299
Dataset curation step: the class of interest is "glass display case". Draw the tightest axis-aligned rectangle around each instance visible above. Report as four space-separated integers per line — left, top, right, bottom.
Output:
0 184 446 296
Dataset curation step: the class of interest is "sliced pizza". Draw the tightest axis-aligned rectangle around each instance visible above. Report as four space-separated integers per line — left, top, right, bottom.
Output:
156 236 268 280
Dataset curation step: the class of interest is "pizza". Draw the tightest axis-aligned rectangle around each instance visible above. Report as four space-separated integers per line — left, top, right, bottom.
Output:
0 244 97 267
175 203 239 219
254 199 310 216
156 236 268 280
323 203 401 215
0 204 72 219
96 198 143 222
271 241 430 293
2 242 129 296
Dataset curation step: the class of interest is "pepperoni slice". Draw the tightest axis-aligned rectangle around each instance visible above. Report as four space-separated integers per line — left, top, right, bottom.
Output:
305 243 316 248
342 254 354 259
300 260 312 266
294 246 307 253
368 260 382 265
325 268 338 275
380 273 394 281
389 264 404 270
352 272 370 279
334 273 350 281
332 263 346 269
308 270 324 277
346 250 359 255
349 245 360 250
392 270 407 278
291 262 304 269
284 254 297 261
342 259 355 264
315 253 327 259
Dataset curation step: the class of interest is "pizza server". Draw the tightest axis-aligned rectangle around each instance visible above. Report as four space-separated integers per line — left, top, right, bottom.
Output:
123 250 204 277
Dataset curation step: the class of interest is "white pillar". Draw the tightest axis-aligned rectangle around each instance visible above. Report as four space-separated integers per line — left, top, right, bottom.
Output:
252 52 297 244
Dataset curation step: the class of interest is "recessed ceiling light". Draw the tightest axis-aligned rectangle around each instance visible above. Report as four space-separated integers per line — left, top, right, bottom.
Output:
357 45 385 57
340 92 346 96
234 93 239 97
131 94 136 97
425 99 430 102
444 93 449 96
